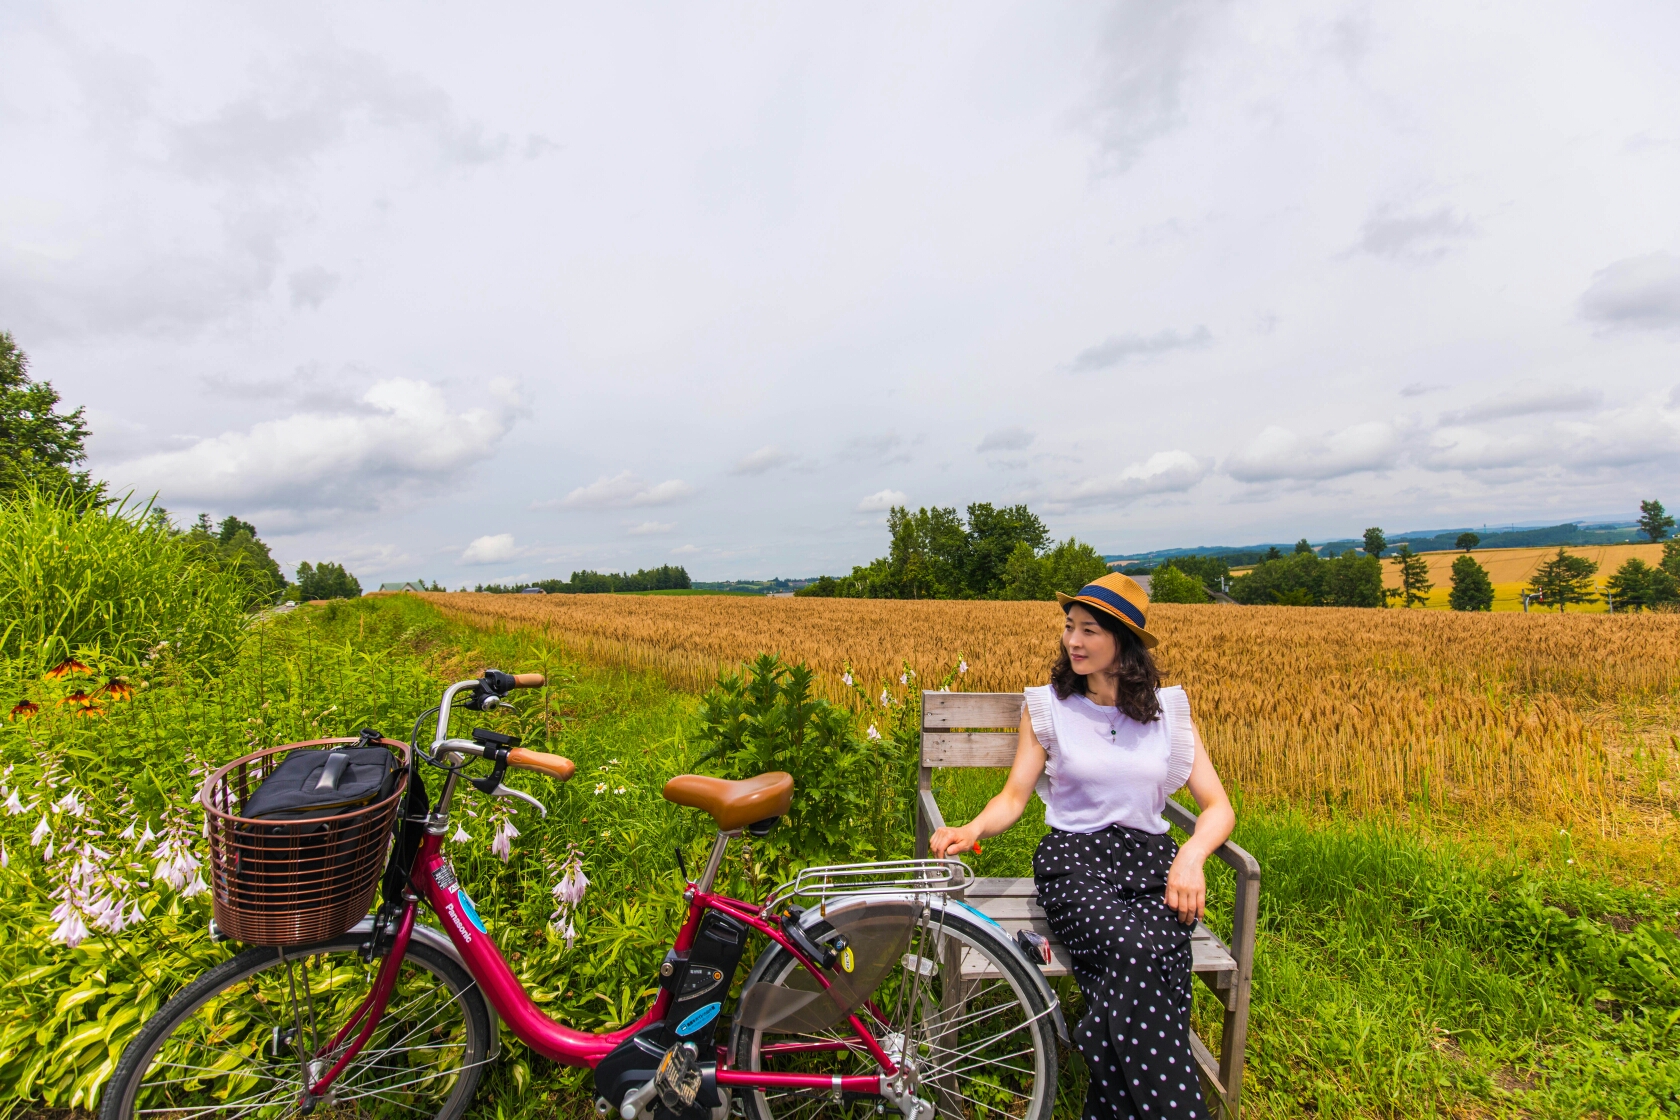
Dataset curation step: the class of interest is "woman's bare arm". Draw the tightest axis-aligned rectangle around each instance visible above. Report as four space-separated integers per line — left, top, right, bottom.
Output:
1164 719 1235 924
927 713 1047 857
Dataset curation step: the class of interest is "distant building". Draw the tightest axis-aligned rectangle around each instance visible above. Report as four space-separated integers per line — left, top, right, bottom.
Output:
379 581 426 592
519 587 546 594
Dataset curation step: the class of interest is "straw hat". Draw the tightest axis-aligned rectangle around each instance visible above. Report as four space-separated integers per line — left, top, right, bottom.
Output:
1055 572 1159 649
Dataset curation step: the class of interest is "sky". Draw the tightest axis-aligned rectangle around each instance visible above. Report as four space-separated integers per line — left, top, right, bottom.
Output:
4 2 1679 585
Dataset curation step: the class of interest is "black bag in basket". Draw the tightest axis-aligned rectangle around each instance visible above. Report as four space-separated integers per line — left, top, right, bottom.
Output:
234 734 400 908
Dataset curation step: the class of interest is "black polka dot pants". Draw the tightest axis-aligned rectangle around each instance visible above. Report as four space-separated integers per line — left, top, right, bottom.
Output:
1034 826 1205 1120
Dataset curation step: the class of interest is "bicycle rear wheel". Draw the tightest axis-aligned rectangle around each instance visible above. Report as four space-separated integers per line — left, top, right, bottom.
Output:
100 931 492 1120
730 905 1057 1120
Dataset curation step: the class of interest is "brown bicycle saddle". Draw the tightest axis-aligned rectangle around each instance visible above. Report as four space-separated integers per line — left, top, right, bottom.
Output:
661 771 793 831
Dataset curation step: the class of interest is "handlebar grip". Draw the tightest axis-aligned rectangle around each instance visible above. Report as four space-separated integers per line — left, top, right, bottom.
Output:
510 673 545 689
507 747 574 781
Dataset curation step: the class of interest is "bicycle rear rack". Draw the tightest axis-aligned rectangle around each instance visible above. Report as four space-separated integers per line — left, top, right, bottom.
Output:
765 859 973 911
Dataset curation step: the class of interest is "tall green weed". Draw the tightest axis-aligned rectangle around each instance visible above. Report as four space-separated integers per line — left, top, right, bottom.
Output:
0 487 252 674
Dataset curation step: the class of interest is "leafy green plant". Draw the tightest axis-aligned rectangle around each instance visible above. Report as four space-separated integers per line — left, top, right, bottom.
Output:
0 486 253 674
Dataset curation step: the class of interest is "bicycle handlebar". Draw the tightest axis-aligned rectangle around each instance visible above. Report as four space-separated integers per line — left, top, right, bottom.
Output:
510 673 545 689
507 747 574 781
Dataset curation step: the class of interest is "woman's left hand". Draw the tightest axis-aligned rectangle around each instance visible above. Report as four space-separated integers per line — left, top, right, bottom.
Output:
1164 849 1206 926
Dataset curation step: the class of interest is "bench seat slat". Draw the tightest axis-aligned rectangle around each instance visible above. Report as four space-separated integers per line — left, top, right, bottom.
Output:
958 888 1237 976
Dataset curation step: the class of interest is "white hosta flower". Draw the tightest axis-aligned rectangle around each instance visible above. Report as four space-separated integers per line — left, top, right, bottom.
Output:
959 660 968 674
43 841 54 860
842 672 853 687
555 862 590 907
899 673 907 685
141 823 156 844
562 917 577 950
452 824 471 843
4 789 23 815
51 907 90 949
127 901 145 927
491 820 520 862
880 689 891 706
119 822 135 840
181 873 208 899
866 724 882 741
31 817 51 847
54 792 86 817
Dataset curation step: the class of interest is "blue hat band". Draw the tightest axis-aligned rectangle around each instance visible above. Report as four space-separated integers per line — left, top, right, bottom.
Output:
1072 584 1146 630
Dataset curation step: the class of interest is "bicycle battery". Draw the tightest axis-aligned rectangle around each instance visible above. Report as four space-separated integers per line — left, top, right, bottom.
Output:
594 910 746 1119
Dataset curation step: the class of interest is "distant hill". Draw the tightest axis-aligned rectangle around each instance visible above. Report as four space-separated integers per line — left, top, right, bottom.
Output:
1107 520 1643 567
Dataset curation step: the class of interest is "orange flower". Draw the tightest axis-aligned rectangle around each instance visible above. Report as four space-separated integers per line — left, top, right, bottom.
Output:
46 660 92 679
97 679 135 701
9 701 38 720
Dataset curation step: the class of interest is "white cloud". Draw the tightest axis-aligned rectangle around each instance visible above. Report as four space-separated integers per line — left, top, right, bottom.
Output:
1067 327 1211 372
977 427 1034 453
1051 450 1206 507
1580 252 1680 330
288 266 341 310
460 533 517 565
671 544 701 555
857 489 908 512
1422 404 1680 473
1352 205 1475 261
103 378 519 515
544 471 697 510
1224 422 1402 483
731 445 792 475
627 521 675 535
1441 382 1603 425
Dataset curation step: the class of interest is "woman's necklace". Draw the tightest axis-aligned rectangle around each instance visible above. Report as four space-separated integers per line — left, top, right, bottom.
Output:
1089 693 1124 739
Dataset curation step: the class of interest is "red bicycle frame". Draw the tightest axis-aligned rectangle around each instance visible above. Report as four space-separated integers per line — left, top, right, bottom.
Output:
305 827 898 1101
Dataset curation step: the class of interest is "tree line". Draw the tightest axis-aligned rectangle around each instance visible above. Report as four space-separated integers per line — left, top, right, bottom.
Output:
476 565 692 595
796 502 1111 600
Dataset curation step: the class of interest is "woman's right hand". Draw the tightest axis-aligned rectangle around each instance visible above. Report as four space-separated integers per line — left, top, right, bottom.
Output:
929 825 979 858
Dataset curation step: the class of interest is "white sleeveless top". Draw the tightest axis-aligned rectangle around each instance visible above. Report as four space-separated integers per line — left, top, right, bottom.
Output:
1022 684 1196 835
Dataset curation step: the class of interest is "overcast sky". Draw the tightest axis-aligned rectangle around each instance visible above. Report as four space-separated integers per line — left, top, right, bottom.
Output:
5 2 1680 584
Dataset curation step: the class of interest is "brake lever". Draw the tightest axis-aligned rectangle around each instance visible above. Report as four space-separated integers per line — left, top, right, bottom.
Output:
490 784 548 818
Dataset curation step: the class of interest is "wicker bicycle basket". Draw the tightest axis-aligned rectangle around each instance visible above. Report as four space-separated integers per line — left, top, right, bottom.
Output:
200 737 410 946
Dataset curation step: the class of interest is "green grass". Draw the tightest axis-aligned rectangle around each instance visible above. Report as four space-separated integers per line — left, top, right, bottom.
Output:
2 595 1676 1118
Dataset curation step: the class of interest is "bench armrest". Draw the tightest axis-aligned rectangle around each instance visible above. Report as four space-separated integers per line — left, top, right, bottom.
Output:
1162 798 1259 882
915 787 946 858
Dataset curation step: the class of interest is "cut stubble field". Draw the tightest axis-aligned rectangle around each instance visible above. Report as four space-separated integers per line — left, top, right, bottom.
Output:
422 591 1680 882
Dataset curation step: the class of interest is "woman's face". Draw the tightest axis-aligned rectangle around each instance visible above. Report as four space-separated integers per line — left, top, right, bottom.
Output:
1062 604 1119 677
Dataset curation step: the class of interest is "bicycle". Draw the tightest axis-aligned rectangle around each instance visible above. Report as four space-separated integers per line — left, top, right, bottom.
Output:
101 669 1064 1120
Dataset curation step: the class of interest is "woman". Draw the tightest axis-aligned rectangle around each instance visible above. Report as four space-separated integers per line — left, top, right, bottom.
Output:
930 572 1234 1120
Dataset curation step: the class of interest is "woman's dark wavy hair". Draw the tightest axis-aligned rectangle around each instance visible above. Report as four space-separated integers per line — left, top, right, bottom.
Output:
1050 606 1162 723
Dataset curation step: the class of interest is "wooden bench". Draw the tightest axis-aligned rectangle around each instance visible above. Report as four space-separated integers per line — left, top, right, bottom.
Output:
915 691 1260 1120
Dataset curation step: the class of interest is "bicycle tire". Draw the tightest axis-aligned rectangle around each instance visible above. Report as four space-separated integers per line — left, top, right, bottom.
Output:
730 905 1058 1120
100 931 492 1120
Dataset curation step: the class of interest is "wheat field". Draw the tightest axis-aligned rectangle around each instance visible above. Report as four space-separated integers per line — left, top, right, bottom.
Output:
1377 542 1665 611
419 592 1679 839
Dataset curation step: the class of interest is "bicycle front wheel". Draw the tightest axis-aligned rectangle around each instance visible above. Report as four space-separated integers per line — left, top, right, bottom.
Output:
100 931 492 1120
730 905 1058 1120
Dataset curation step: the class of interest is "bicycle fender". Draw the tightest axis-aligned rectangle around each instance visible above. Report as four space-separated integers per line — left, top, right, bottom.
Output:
792 892 1069 1045
348 915 502 1060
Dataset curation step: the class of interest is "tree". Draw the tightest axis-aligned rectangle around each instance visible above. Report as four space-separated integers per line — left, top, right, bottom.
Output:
1390 545 1433 607
1294 538 1314 555
1603 557 1679 611
1455 532 1480 552
1323 551 1385 607
1264 546 1284 561
999 541 1051 600
180 511 285 604
1663 538 1680 581
0 331 98 500
296 561 362 600
1363 527 1387 558
1229 551 1326 606
1042 538 1111 597
964 503 1049 597
1448 554 1494 611
1525 547 1597 611
1638 499 1674 543
794 576 839 598
1149 564 1210 604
